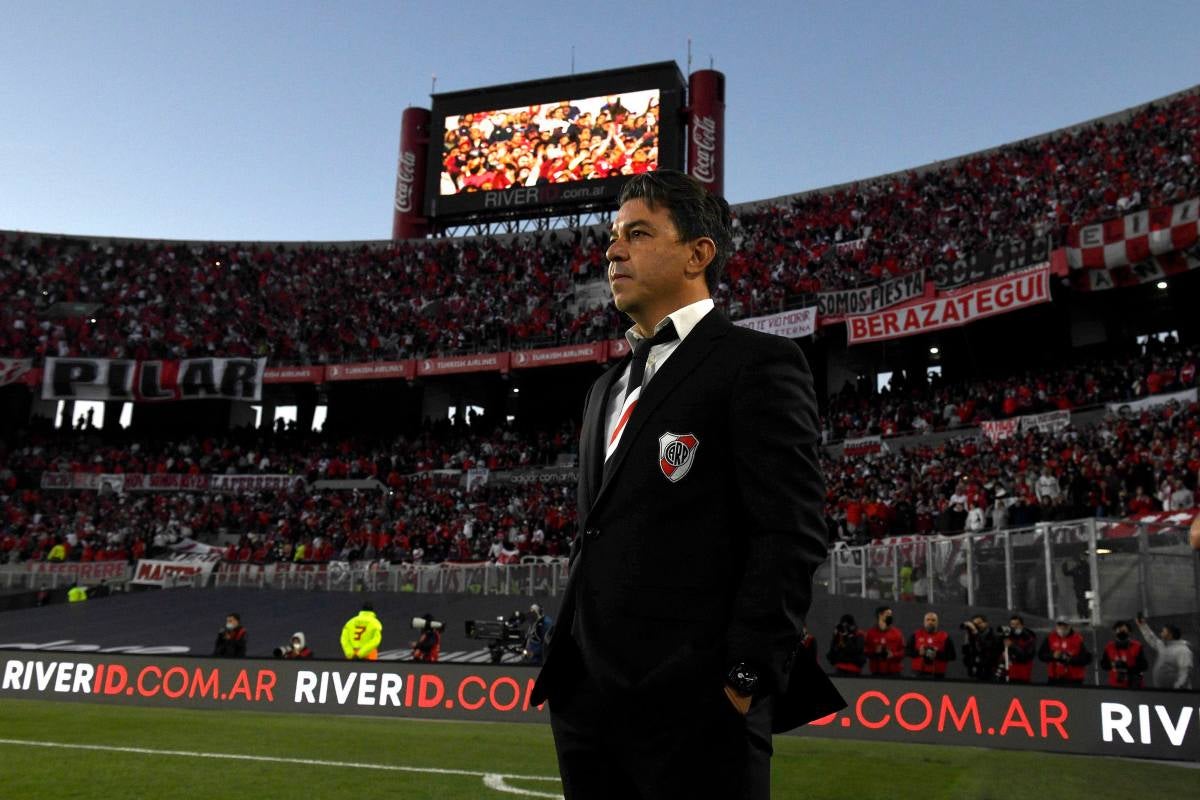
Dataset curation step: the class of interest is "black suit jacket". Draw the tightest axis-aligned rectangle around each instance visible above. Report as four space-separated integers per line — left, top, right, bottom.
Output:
532 310 845 732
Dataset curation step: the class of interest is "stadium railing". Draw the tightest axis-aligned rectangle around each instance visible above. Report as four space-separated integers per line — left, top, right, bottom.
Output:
818 516 1200 625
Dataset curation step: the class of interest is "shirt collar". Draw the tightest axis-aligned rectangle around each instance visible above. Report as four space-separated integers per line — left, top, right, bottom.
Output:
624 298 714 350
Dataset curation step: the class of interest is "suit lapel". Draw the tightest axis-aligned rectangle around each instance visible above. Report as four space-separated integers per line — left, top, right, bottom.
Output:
580 358 627 515
591 311 731 513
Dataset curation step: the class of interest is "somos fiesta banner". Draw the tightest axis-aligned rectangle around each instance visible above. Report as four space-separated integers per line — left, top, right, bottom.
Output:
815 271 927 323
43 357 266 402
846 267 1050 345
0 653 1196 761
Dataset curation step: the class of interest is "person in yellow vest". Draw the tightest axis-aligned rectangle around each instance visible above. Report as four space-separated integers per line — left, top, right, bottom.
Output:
47 542 67 562
341 602 382 660
293 541 307 562
67 583 88 603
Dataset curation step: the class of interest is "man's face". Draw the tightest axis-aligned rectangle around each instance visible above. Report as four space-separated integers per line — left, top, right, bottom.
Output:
1009 618 1023 634
1160 627 1174 641
606 198 699 323
225 615 238 629
972 616 988 632
924 612 938 632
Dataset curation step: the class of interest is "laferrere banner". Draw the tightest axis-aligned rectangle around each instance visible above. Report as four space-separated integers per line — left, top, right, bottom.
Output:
816 271 927 323
0 653 1196 762
42 358 266 402
846 267 1050 345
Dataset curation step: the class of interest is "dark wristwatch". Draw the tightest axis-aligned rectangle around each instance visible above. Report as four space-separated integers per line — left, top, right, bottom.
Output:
726 662 760 696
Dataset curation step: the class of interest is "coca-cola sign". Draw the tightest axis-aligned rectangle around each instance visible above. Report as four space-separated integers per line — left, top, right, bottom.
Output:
394 150 417 213
690 115 718 185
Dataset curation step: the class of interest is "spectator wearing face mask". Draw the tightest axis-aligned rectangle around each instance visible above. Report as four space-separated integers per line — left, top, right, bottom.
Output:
906 611 956 679
863 606 904 677
1100 620 1148 688
1136 614 1195 690
1039 620 1092 686
214 612 247 658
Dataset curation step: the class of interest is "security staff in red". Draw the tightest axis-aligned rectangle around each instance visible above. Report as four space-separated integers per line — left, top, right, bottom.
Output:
1100 620 1148 688
1038 620 1092 685
907 611 955 679
1003 614 1037 683
864 605 905 676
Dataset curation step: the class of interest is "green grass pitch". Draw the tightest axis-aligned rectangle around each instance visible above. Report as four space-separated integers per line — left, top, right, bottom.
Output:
0 699 1190 799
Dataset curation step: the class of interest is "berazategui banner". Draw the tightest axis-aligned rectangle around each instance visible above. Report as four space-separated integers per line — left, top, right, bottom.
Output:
846 267 1050 345
42 358 266 402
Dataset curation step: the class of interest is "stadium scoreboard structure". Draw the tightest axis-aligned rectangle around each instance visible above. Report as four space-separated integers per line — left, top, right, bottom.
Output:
391 61 724 238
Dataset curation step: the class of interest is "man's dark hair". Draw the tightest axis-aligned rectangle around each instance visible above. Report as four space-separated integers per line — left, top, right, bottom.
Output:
1009 614 1024 624
1113 619 1131 632
362 602 375 612
228 612 241 623
874 606 891 617
617 169 733 292
1164 624 1182 640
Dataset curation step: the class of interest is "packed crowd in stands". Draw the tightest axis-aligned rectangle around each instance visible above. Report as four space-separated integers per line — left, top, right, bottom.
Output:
0 424 579 567
825 335 1197 439
2 387 1196 565
2 90 1197 364
824 396 1200 544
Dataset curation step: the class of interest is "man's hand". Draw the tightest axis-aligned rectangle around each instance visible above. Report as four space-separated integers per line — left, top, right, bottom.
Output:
723 684 752 715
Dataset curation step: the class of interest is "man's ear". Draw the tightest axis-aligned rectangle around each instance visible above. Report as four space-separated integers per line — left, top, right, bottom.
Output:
686 237 717 279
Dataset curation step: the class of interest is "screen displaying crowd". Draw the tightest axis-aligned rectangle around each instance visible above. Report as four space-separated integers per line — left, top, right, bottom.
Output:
440 89 660 194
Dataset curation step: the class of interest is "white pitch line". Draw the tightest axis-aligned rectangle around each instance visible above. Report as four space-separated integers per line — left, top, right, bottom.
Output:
0 738 563 797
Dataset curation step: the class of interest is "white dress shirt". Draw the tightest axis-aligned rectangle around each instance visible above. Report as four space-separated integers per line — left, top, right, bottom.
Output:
603 298 714 452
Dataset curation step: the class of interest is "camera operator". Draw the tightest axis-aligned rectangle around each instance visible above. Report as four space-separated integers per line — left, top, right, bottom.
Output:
523 604 553 666
412 613 441 663
864 606 904 677
275 632 313 659
827 614 866 676
907 612 956 679
1100 620 1147 688
1038 619 1092 686
213 612 247 658
961 614 1003 681
1003 615 1037 683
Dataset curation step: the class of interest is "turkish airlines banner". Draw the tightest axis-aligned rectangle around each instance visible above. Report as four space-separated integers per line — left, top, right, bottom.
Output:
0 561 130 585
325 361 415 382
1067 198 1199 270
40 473 304 494
511 343 606 370
1 653 1195 761
931 237 1051 291
608 339 631 360
0 358 32 387
131 554 222 587
1071 243 1200 291
416 353 510 376
846 267 1051 345
734 306 817 339
263 366 326 384
43 358 266 402
816 271 927 323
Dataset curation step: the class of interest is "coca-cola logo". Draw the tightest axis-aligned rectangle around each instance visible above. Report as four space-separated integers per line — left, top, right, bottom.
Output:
394 151 417 213
690 115 718 185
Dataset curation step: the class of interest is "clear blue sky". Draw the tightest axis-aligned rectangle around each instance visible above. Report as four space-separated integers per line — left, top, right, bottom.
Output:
2 1 1198 241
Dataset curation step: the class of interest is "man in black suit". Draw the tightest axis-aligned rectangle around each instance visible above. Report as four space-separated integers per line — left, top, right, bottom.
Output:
531 170 844 799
